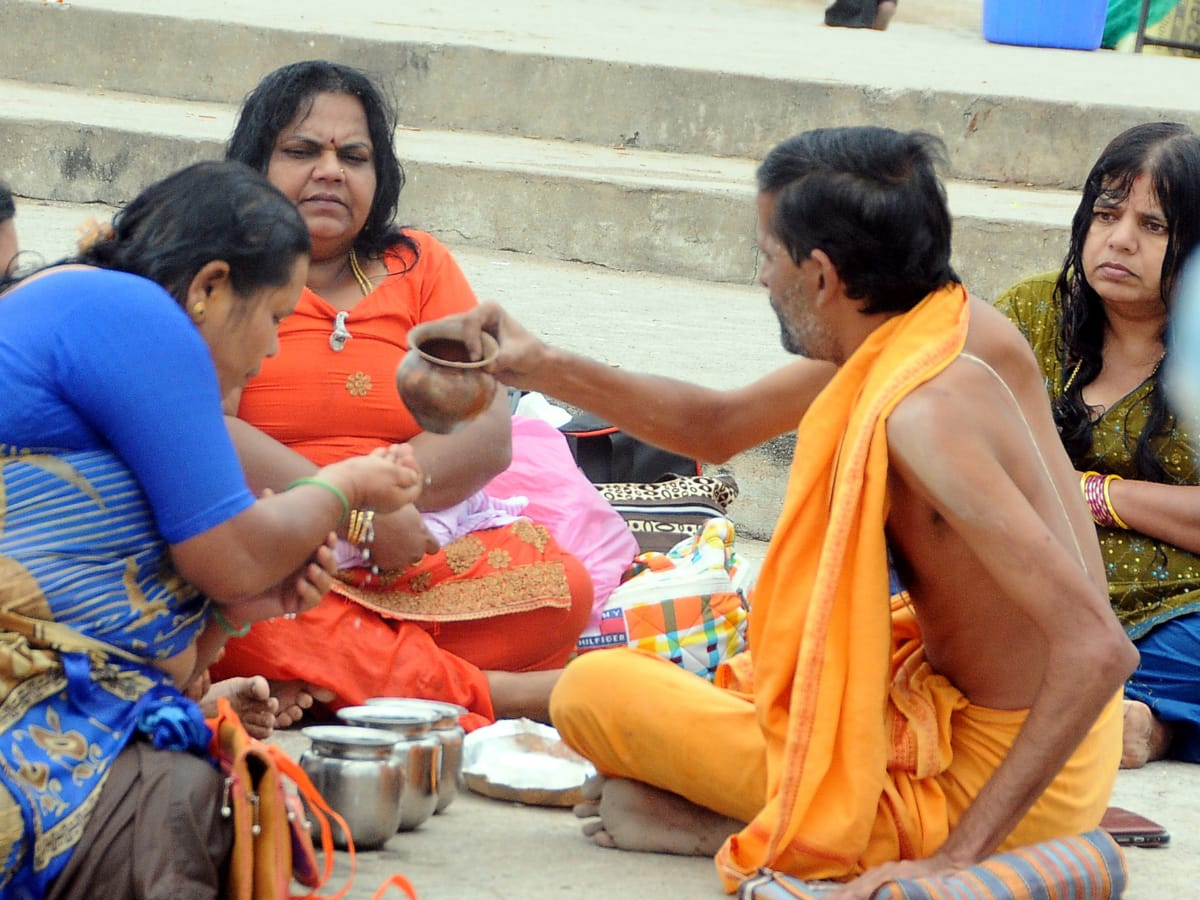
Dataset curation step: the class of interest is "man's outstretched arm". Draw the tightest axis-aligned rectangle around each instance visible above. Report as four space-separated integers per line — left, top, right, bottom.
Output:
455 301 836 463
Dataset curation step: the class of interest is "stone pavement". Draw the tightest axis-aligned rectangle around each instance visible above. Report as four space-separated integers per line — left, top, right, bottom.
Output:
5 0 1200 896
268 747 1198 900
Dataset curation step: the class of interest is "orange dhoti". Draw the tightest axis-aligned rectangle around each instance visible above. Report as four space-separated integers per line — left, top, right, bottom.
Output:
552 628 1122 880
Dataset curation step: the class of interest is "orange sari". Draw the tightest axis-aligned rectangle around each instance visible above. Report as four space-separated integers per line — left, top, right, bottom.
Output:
216 233 592 727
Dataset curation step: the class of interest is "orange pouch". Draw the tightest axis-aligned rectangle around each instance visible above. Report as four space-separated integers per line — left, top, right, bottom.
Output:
207 696 417 900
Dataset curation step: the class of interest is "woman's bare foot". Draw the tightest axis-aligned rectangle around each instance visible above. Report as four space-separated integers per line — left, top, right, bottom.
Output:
200 676 279 739
1122 699 1173 768
269 680 336 729
572 775 743 856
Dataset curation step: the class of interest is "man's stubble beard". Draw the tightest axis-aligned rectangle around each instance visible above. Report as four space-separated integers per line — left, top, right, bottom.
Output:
774 292 835 361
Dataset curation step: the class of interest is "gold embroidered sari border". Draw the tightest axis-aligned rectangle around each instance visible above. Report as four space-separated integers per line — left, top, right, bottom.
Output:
331 561 572 622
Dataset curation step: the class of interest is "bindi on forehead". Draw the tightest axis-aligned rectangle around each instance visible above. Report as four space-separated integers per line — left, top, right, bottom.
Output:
299 121 368 147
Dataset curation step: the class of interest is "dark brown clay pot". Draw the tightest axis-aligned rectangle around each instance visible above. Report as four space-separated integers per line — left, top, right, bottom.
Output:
395 319 499 434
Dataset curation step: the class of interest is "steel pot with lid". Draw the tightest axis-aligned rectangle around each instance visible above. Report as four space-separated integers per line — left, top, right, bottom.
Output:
337 704 441 830
366 696 467 813
299 724 404 850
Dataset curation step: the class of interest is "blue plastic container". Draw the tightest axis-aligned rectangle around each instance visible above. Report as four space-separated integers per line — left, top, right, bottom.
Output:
983 0 1108 50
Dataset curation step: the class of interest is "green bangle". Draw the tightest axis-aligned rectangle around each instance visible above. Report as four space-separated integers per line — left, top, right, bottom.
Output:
285 476 350 526
211 606 251 637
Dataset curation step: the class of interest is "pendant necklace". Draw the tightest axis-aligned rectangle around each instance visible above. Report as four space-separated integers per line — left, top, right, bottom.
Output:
328 249 374 352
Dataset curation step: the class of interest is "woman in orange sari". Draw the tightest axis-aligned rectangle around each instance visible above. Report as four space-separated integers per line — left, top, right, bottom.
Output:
211 61 593 729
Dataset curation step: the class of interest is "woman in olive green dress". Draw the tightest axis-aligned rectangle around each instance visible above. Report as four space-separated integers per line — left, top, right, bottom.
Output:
995 122 1200 768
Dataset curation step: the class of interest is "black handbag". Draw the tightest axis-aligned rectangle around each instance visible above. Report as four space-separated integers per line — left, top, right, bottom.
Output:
558 411 702 485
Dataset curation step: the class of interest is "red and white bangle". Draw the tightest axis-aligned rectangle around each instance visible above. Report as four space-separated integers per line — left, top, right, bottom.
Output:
1080 471 1130 530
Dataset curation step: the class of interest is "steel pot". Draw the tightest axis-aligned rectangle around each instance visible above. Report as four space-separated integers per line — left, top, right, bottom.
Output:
366 696 467 813
299 725 403 850
337 704 441 831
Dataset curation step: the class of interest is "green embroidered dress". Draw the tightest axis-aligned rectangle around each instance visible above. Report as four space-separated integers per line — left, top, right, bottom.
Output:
995 271 1200 639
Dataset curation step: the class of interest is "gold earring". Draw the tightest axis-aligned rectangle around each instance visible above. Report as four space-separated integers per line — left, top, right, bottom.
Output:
190 301 206 323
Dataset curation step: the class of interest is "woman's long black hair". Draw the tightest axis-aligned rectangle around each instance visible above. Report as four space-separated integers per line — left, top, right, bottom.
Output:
0 160 310 305
1055 122 1200 481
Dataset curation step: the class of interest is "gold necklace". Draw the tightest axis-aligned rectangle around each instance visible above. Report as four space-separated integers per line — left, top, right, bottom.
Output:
1149 352 1166 380
348 248 373 296
1062 353 1165 396
1062 359 1083 395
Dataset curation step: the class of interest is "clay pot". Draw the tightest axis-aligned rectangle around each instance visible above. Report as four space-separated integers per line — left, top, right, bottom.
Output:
395 319 499 434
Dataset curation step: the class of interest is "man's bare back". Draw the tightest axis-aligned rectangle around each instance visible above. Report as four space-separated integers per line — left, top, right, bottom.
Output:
884 298 1112 711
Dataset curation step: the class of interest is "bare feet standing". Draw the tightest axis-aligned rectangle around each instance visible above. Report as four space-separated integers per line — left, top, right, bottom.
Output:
572 775 743 856
1122 699 1174 768
824 0 897 30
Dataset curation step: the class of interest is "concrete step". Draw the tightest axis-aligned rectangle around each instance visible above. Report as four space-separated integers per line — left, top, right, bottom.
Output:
3 0 1199 190
14 197 798 541
0 78 1080 301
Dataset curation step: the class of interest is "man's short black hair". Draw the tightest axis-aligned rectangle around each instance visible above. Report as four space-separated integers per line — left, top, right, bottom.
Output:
757 127 959 314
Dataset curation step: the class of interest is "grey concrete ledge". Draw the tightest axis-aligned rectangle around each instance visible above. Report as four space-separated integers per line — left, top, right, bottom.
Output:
0 79 1080 298
3 0 1198 189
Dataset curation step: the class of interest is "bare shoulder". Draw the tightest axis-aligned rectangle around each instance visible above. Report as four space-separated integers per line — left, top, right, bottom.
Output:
963 296 1049 387
888 296 1062 505
886 360 992 465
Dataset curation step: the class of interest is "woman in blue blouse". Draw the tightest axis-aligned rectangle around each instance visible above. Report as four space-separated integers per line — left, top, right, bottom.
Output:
0 160 423 899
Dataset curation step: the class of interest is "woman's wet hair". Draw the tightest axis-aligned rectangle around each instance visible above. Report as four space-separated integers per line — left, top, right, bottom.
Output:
2 160 310 306
1055 122 1200 480
756 126 959 315
226 60 416 261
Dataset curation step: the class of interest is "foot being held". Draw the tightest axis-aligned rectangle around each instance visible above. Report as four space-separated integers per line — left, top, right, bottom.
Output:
270 680 337 729
199 676 279 739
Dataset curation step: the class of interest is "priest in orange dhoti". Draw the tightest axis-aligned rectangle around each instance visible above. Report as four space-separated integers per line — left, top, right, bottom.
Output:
450 126 1136 899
